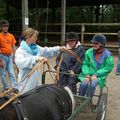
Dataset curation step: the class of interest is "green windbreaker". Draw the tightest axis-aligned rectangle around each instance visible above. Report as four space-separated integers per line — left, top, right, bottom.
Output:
78 48 114 90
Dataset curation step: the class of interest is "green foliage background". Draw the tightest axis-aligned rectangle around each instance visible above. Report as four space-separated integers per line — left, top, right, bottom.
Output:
0 0 120 42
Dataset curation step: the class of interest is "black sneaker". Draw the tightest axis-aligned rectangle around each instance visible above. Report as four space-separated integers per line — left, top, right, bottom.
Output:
13 88 19 94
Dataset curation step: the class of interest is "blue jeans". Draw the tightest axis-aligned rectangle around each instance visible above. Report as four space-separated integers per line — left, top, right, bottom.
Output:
116 48 120 74
0 54 17 89
79 80 98 97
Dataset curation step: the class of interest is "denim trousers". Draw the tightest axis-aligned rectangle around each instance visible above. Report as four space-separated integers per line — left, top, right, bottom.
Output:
116 48 120 74
0 54 17 89
79 79 98 97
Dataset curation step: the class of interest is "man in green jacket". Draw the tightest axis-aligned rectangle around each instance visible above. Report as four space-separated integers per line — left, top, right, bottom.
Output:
78 34 114 97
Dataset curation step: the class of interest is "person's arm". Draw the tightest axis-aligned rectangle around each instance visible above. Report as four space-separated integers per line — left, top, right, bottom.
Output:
39 46 60 58
11 34 17 57
95 56 114 77
54 53 61 70
12 45 17 57
15 48 46 70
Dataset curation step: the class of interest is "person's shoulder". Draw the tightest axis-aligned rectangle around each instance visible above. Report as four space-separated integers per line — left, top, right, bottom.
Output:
104 48 112 56
0 32 13 38
83 48 93 57
77 45 84 49
15 46 24 54
86 48 93 53
76 45 85 53
7 32 14 37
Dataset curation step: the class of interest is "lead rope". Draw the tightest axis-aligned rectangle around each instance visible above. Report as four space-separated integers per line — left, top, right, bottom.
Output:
64 49 82 63
0 60 58 110
0 48 82 110
19 60 46 94
56 48 82 82
56 53 64 82
46 62 57 84
0 60 46 110
0 60 45 97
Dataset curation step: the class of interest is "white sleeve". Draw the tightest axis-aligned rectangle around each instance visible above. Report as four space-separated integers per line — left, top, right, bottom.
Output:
39 46 60 58
15 48 39 70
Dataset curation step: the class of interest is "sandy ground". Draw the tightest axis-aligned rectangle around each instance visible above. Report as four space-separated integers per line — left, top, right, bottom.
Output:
0 55 119 120
105 55 120 120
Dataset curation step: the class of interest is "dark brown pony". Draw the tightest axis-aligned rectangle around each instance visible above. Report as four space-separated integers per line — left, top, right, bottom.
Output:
0 84 74 120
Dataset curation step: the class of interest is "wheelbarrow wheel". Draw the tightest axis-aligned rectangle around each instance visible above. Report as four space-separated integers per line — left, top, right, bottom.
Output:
96 93 107 120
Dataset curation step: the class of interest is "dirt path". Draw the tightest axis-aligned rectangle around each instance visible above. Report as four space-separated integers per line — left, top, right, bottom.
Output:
106 55 120 120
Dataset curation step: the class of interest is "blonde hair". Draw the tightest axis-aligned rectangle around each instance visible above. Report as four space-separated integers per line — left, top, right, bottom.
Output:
22 27 39 39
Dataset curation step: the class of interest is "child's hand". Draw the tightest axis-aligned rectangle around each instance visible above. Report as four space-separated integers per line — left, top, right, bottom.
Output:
84 75 90 83
84 77 90 84
91 75 97 80
68 70 75 77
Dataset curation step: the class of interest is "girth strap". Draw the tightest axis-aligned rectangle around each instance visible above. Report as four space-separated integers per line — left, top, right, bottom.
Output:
5 94 29 120
13 98 29 120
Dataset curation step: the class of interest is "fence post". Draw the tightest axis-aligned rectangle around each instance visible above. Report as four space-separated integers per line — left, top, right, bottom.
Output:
81 24 85 44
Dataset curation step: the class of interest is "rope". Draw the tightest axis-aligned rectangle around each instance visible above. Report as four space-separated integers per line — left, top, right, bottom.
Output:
0 47 84 110
0 60 46 110
0 60 45 97
63 48 82 63
55 48 83 82
0 60 62 110
0 93 20 110
46 62 57 84
56 53 64 81
18 61 45 94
